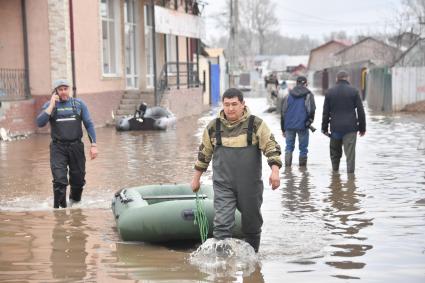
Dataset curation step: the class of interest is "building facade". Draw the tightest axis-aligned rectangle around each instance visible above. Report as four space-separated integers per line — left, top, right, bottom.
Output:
0 0 205 136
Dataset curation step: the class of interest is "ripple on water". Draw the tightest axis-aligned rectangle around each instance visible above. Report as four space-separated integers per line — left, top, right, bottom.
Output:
189 238 259 278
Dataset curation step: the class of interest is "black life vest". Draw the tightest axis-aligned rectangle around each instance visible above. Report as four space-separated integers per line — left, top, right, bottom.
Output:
50 98 83 142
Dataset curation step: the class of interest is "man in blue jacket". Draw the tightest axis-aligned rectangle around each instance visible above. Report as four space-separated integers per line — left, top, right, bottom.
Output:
281 76 316 167
36 79 98 208
321 70 366 174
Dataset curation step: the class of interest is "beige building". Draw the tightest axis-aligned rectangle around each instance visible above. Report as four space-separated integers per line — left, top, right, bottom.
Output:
334 37 401 67
0 0 205 136
307 40 351 90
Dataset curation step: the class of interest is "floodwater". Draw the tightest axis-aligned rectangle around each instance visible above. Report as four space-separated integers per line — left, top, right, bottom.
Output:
0 95 424 282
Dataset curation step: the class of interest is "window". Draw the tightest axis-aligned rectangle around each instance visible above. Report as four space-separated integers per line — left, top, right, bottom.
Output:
124 0 139 88
101 0 121 76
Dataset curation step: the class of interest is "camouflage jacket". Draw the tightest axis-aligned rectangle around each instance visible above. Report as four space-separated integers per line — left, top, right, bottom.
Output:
194 107 282 172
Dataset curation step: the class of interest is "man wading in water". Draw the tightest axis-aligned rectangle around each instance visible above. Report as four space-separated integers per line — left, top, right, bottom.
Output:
191 88 282 252
36 79 98 208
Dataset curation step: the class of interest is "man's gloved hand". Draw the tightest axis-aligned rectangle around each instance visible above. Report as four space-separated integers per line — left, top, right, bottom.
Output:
322 130 330 137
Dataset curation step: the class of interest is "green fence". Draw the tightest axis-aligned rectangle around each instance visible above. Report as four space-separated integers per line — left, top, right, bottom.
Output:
366 67 392 112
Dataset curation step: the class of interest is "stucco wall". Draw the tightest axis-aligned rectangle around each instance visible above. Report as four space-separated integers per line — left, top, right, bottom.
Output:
0 0 24 69
308 42 345 71
27 0 51 95
336 39 400 67
73 0 125 94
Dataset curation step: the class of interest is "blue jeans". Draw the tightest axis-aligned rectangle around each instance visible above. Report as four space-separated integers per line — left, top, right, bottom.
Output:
285 129 309 157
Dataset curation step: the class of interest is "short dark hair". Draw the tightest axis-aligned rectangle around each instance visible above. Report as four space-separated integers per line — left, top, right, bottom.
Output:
337 70 349 80
222 88 244 102
296 76 307 85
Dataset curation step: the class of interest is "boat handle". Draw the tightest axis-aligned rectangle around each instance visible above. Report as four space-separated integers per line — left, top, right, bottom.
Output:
182 209 195 221
119 189 133 204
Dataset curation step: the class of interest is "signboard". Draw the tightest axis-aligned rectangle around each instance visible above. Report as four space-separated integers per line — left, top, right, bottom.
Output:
154 6 205 40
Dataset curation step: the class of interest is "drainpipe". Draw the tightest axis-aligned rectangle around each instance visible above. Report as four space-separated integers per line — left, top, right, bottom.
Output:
21 0 31 98
185 0 190 88
163 0 167 88
196 38 200 86
151 0 158 105
69 0 77 97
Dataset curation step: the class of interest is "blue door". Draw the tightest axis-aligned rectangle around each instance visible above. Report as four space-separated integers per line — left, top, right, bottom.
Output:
210 64 220 106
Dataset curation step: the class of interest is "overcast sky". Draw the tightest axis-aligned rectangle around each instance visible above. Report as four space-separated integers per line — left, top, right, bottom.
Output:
202 0 404 43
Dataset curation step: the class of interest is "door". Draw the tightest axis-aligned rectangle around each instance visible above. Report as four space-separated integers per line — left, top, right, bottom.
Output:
322 69 329 93
210 63 220 106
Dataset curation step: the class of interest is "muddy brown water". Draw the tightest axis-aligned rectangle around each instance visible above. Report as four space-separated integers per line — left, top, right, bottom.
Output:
0 96 424 282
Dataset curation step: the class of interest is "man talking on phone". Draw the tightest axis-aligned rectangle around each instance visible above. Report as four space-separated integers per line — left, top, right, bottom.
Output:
36 79 98 208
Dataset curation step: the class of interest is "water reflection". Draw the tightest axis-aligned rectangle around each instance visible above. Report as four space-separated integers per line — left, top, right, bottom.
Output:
111 242 206 281
50 209 89 282
281 167 317 215
323 173 373 272
1 97 424 282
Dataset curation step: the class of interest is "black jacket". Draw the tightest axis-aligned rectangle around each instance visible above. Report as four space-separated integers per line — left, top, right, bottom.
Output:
321 80 366 134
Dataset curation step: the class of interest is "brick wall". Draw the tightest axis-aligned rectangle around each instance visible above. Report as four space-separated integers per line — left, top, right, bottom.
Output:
0 90 123 137
0 88 207 137
76 91 123 126
0 99 37 135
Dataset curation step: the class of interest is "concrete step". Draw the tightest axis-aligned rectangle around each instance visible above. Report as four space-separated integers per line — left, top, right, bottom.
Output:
122 93 141 99
114 90 156 121
118 104 138 110
121 98 142 104
116 109 135 116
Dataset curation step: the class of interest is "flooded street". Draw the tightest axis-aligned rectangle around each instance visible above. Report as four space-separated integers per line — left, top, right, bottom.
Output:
1 95 425 282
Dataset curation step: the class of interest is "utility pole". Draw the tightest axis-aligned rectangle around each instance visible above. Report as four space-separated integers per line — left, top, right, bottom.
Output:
228 0 239 87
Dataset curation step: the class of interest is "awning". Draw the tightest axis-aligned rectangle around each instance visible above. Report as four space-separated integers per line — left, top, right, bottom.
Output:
154 5 205 40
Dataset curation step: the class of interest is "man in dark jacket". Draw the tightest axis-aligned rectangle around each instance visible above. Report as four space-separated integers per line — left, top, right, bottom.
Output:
281 76 316 167
321 70 366 174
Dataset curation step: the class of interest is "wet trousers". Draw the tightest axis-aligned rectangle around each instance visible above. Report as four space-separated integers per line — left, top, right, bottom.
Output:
285 129 309 157
212 144 263 252
330 132 357 173
50 141 86 208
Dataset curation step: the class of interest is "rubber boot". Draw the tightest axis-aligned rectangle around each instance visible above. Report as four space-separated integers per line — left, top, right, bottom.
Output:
332 159 340 172
69 187 83 207
285 152 292 167
299 156 307 167
245 235 261 253
53 186 67 208
70 187 83 202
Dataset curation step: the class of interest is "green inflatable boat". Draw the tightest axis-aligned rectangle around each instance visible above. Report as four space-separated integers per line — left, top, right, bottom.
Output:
111 184 243 242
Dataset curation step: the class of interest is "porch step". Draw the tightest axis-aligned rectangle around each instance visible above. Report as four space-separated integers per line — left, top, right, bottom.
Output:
115 109 136 116
115 90 154 120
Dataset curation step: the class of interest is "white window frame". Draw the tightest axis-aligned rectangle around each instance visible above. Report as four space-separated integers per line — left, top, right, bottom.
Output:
100 0 122 77
124 0 139 88
144 5 154 88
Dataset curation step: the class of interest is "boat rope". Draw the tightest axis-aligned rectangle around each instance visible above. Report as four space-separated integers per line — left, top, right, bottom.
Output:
194 192 209 243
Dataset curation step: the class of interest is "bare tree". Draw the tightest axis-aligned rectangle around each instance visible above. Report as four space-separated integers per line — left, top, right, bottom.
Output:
323 31 350 42
403 0 425 34
239 0 278 54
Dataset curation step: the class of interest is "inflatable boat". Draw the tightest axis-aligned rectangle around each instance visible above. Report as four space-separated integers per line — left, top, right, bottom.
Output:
111 184 243 242
116 106 176 131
